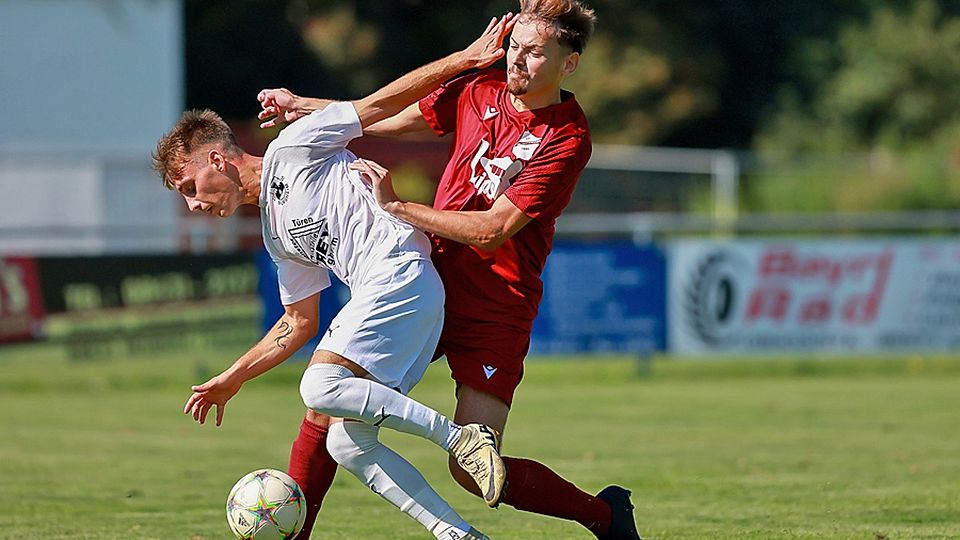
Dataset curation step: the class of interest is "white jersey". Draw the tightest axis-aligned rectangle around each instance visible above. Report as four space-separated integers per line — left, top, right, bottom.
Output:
260 102 432 305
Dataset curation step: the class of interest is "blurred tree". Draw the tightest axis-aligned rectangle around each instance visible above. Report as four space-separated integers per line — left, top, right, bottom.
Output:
566 0 904 147
185 1 327 117
186 0 793 147
757 0 960 154
185 0 514 117
750 0 960 211
184 0 960 155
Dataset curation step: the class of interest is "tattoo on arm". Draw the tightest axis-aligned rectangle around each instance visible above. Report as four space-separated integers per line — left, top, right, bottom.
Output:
275 321 293 349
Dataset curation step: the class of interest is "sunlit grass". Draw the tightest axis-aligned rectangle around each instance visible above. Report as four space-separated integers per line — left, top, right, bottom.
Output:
1 342 958 539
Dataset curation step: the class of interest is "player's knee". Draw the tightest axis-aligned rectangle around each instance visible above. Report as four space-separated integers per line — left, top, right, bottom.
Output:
448 456 482 496
299 382 333 414
299 363 347 415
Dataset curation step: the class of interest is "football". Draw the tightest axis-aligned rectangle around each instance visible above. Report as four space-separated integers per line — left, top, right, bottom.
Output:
226 469 308 540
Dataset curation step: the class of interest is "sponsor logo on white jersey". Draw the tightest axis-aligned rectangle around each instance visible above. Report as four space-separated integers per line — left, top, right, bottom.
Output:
288 216 339 267
468 139 523 200
483 105 499 121
482 365 498 379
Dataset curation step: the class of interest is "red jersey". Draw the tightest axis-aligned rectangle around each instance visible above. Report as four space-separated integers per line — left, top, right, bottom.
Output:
419 69 591 329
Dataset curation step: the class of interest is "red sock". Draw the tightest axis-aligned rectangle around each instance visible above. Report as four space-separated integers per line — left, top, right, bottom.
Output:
288 419 338 540
501 456 612 537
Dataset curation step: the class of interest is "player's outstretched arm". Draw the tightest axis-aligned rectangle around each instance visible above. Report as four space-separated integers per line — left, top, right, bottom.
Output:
352 12 514 129
183 293 321 426
257 14 514 132
257 88 430 135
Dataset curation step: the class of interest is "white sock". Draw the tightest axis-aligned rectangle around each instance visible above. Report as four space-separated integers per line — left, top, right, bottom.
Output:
300 363 460 450
327 421 474 539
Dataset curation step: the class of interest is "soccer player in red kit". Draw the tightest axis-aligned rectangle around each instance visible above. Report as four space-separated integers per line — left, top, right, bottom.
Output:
261 2 642 538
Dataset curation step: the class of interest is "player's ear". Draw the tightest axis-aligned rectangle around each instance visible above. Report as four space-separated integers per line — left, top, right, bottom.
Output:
562 51 580 77
208 149 226 172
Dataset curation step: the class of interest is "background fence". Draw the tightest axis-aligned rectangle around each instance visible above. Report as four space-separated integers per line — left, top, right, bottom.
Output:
5 143 959 359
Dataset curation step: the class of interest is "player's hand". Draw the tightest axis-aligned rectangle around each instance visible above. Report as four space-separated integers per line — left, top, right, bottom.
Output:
257 88 306 129
349 158 400 211
462 12 516 70
183 373 242 427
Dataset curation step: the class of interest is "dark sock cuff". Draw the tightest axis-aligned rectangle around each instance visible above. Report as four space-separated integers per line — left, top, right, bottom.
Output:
299 418 329 441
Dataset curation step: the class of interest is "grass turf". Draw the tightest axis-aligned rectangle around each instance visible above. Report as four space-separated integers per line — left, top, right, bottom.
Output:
1 341 959 539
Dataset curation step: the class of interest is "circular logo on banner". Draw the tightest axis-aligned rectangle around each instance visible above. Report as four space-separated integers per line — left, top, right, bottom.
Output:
683 251 747 347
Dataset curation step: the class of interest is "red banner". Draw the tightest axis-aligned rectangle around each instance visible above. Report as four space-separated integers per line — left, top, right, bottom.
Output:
0 257 45 343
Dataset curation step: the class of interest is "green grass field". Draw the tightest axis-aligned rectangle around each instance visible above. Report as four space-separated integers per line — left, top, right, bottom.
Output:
1 340 959 539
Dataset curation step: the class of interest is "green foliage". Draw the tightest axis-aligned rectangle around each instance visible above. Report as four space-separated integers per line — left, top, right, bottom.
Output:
758 1 960 154
741 148 960 213
183 1 960 213
565 6 722 145
748 1 960 212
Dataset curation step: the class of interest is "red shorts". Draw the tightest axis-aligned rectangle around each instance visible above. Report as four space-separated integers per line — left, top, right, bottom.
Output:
435 315 531 407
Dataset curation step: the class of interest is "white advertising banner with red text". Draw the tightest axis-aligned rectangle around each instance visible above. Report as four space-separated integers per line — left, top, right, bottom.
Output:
668 238 960 354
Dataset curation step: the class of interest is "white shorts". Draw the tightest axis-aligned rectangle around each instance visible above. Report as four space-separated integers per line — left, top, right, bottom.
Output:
316 257 444 395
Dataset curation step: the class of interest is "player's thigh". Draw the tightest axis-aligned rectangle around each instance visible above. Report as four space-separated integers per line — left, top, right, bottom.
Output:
308 348 370 377
316 258 442 393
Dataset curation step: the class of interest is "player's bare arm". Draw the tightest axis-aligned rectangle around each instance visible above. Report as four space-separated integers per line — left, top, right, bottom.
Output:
363 102 431 137
257 13 515 131
351 158 531 251
353 13 515 127
183 293 321 426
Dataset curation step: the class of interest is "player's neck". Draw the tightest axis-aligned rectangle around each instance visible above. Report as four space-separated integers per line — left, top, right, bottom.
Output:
510 87 562 112
237 154 264 206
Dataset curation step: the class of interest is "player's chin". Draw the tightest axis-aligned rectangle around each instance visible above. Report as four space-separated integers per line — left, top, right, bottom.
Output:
507 73 527 96
507 80 528 96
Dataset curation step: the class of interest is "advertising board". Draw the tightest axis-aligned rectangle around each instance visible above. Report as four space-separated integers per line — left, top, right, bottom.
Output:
531 242 666 355
669 238 960 354
36 254 257 313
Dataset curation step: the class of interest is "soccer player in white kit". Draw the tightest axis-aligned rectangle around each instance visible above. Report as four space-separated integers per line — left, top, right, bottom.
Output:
154 15 516 540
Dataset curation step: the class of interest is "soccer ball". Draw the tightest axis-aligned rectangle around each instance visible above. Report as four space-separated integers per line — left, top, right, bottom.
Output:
226 469 307 540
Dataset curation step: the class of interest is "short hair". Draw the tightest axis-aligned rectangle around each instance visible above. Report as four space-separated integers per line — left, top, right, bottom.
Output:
519 0 596 54
152 109 241 189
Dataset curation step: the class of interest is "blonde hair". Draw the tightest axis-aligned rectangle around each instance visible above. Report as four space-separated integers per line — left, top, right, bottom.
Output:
519 0 596 54
152 109 241 189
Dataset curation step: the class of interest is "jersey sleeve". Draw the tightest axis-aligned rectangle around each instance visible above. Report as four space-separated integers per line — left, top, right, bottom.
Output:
503 134 591 222
419 71 485 136
276 259 331 305
275 101 363 152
